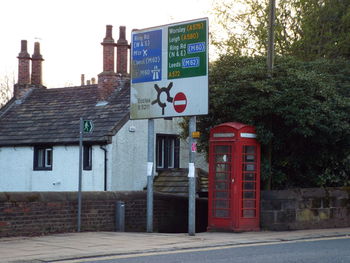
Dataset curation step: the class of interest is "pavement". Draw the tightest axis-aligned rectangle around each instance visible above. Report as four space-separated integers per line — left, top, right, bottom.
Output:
1 228 350 263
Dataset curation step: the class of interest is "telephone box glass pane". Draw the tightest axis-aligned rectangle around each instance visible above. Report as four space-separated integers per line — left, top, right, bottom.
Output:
216 164 230 172
215 200 229 208
244 173 256 181
214 209 229 218
243 182 255 190
215 182 228 190
215 191 229 198
216 154 231 163
243 191 255 199
244 154 255 162
243 200 256 208
215 173 228 180
215 145 230 154
212 145 232 220
244 146 256 154
243 209 256 218
243 164 255 171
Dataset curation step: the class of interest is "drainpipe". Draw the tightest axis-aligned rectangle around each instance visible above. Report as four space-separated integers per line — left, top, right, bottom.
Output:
100 145 108 191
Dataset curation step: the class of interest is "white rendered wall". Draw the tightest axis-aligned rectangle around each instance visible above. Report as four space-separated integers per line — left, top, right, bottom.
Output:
0 145 105 191
109 119 148 191
108 117 208 191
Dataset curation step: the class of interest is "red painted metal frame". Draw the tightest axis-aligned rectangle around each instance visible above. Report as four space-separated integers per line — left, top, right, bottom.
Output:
208 122 260 232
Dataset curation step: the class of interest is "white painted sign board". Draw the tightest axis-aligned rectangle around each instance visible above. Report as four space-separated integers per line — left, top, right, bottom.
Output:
130 18 209 119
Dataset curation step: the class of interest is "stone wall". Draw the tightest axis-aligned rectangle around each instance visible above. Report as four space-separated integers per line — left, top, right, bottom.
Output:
0 191 207 237
1 188 349 237
261 188 350 230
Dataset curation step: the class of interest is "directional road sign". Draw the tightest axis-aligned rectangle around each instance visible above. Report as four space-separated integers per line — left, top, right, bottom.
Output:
130 18 208 119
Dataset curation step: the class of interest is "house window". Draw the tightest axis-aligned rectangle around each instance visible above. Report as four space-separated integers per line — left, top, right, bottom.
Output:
83 145 92 170
34 146 53 170
156 134 180 170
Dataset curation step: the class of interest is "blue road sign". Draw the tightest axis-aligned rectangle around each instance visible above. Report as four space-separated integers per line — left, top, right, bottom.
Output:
132 29 162 83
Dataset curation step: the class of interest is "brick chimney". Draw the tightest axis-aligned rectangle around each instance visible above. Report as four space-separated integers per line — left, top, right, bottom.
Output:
81 74 85 85
98 25 118 101
116 26 129 75
14 40 31 99
31 42 44 86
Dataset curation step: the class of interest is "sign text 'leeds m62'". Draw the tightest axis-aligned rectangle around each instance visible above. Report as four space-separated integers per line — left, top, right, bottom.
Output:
130 18 208 119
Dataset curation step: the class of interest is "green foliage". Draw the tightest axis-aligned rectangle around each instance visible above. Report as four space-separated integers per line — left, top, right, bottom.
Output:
292 0 350 60
196 55 350 189
211 0 302 56
212 0 350 60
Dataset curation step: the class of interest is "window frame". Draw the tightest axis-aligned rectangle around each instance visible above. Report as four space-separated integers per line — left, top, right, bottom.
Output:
83 145 92 171
33 146 53 171
156 134 180 171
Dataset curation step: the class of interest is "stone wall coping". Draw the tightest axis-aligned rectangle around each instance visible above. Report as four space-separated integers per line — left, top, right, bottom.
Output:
0 191 209 203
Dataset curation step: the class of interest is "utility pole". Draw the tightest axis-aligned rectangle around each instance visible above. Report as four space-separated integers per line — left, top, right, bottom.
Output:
267 0 276 77
267 0 276 190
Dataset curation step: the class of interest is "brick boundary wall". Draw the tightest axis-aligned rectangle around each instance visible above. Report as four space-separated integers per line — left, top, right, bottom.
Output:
0 191 207 237
260 187 350 231
0 188 349 237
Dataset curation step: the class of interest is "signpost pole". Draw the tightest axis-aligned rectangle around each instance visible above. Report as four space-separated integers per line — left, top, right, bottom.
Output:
77 117 83 232
188 116 196 236
147 119 154 232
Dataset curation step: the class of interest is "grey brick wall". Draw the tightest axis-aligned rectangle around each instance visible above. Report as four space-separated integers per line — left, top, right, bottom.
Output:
0 191 207 237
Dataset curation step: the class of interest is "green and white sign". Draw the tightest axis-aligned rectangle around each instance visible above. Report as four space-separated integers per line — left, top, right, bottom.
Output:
83 120 94 133
131 18 208 119
168 21 207 79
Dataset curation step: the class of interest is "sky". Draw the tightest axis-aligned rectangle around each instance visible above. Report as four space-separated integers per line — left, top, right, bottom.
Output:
0 0 215 89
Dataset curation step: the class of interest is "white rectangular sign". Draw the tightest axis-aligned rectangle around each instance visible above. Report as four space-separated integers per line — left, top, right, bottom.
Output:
130 18 209 119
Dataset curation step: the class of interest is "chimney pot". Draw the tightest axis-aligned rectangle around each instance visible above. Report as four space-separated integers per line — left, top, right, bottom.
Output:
16 40 31 86
19 40 30 58
81 74 85 85
98 25 118 101
116 26 129 75
117 26 127 44
31 42 44 86
103 25 115 43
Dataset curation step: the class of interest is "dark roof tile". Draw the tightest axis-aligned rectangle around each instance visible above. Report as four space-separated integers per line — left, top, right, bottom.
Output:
0 83 130 146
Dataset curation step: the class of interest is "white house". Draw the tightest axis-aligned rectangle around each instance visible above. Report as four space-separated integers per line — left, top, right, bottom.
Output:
0 25 207 192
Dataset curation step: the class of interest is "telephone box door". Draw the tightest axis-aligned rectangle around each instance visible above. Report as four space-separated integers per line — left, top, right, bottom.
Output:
208 143 236 229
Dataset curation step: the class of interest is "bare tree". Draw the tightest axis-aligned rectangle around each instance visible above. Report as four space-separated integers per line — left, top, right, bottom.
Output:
0 74 14 108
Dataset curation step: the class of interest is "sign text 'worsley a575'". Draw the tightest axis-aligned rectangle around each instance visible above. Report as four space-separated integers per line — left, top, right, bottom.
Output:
130 18 208 119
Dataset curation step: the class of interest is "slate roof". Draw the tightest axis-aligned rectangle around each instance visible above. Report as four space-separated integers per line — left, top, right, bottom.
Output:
0 83 130 146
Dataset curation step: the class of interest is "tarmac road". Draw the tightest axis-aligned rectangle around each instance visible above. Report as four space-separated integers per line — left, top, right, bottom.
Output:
55 236 350 263
1 227 350 262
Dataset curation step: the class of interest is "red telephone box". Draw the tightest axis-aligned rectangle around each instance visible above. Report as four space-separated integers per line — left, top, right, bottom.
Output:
208 122 260 232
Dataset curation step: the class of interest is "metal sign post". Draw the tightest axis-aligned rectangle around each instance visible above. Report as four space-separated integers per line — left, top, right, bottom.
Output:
146 119 154 232
188 116 196 236
77 117 83 232
77 118 93 232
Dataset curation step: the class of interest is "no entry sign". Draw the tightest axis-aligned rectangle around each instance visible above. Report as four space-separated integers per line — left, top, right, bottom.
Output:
173 92 187 113
130 18 208 119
